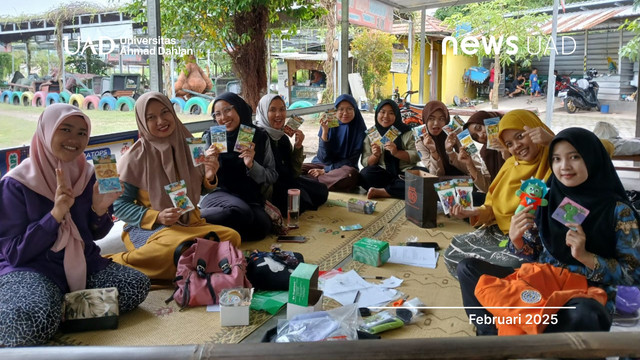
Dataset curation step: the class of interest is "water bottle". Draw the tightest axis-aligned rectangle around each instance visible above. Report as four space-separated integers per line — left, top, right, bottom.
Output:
287 189 300 229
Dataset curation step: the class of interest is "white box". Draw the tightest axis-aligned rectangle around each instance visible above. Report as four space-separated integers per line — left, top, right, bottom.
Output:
220 304 250 326
286 289 323 320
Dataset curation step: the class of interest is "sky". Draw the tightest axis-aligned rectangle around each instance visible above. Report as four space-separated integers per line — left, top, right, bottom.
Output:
0 0 129 17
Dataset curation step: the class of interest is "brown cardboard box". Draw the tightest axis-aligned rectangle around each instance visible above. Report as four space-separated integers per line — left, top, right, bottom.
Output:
405 169 438 228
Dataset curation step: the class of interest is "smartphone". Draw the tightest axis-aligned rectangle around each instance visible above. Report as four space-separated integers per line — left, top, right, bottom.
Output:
406 242 440 251
277 235 307 243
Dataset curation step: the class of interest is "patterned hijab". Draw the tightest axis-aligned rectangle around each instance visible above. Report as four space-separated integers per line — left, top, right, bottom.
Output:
5 104 93 291
118 92 204 224
464 110 505 178
255 94 286 141
421 100 463 176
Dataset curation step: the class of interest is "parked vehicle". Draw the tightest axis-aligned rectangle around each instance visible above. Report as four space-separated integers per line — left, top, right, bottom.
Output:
394 89 424 127
554 72 573 96
559 68 600 113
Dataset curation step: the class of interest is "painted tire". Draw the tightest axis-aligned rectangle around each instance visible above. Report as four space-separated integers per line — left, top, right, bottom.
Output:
0 90 12 104
115 96 136 111
59 90 72 104
170 97 186 113
69 94 85 108
46 93 61 106
184 97 209 115
32 91 47 107
21 91 34 107
10 91 23 106
207 100 215 115
98 96 117 111
82 95 100 110
288 100 314 110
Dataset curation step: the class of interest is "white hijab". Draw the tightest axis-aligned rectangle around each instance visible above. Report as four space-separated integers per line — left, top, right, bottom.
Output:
255 94 286 141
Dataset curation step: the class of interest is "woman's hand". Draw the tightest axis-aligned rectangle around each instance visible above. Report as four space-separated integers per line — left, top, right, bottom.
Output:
371 143 382 158
508 206 535 247
204 145 220 181
51 168 75 223
445 132 458 152
91 181 123 216
294 130 305 149
308 168 326 178
422 134 437 154
457 148 473 167
239 142 256 169
449 204 478 220
565 223 592 266
384 141 398 157
157 207 183 226
523 126 554 146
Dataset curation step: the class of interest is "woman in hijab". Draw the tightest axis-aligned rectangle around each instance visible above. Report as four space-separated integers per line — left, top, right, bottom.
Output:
110 92 241 280
0 104 149 347
302 94 367 192
457 127 640 335
199 92 277 241
255 94 328 215
462 111 510 186
360 99 419 199
443 110 555 277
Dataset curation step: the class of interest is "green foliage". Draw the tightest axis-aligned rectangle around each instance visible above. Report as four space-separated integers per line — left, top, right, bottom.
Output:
65 51 110 75
620 4 640 62
434 6 468 21
0 53 11 81
351 28 395 102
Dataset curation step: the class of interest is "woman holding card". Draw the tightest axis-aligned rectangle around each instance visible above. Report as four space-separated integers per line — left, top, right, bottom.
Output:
360 100 420 199
301 94 367 192
255 94 328 215
110 92 241 280
457 127 640 335
442 110 555 277
199 92 277 241
0 104 149 346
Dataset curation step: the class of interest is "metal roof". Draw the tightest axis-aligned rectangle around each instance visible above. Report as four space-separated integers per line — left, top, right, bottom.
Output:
391 14 450 36
538 5 640 34
272 52 353 61
374 0 487 12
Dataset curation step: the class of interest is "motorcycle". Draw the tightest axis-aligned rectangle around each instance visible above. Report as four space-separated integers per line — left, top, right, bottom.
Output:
554 72 573 96
558 68 600 113
394 89 424 127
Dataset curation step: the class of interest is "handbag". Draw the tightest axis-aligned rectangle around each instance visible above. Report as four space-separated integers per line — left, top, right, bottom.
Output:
264 199 289 235
60 287 119 333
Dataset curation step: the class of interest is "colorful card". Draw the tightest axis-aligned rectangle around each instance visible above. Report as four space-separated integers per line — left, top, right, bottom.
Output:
209 125 228 153
164 180 195 214
434 180 457 215
551 197 590 226
340 224 363 231
457 129 478 155
442 115 465 135
366 126 383 146
93 155 122 194
321 109 340 128
452 178 474 210
381 126 399 145
234 124 255 152
283 115 304 137
411 124 427 141
484 117 501 150
186 137 207 166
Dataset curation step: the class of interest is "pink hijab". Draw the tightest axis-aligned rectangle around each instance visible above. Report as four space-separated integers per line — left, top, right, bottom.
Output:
5 104 93 292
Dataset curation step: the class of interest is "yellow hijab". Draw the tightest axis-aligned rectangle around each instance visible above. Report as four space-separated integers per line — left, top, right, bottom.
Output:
483 110 553 234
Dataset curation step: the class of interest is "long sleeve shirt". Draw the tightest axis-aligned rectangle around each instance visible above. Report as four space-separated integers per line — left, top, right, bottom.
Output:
361 131 420 171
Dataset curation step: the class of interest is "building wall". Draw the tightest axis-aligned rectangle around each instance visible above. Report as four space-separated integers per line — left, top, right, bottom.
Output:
382 38 431 103
441 46 478 106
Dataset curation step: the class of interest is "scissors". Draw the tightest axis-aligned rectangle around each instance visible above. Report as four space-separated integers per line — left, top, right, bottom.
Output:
392 295 409 307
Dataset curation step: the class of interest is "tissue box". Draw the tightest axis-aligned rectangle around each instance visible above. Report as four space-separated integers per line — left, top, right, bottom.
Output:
353 237 390 267
220 288 253 326
347 198 377 214
288 263 319 306
286 289 324 320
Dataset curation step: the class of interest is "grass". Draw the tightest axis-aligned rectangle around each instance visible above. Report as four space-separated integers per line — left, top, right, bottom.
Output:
0 103 212 149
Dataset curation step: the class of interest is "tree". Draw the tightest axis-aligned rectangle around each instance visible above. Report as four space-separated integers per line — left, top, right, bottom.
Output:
351 28 395 105
442 0 550 108
124 0 322 110
619 0 640 62
65 51 111 75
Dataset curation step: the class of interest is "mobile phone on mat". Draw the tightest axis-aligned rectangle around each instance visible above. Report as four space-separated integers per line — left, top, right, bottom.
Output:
277 235 307 243
406 242 440 250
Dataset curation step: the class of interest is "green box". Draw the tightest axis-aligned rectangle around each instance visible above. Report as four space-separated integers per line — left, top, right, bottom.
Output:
288 263 319 306
353 238 390 267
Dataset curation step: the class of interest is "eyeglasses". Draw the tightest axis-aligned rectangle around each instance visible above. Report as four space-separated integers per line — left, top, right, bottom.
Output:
213 105 234 120
336 107 355 114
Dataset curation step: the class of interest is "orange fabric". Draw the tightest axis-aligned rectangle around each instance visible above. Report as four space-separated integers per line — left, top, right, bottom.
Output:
474 263 607 335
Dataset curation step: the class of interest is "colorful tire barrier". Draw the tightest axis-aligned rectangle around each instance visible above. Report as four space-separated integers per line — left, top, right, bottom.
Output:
10 91 23 106
69 94 84 108
115 96 136 111
82 95 100 110
59 90 72 104
98 96 117 111
0 90 11 104
207 100 215 115
184 97 209 115
46 93 61 106
20 91 34 107
170 97 186 113
32 91 47 107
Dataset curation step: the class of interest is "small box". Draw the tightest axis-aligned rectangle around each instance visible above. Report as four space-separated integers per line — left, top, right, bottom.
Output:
405 169 439 228
286 289 324 320
220 288 253 327
352 237 390 267
347 198 377 214
288 263 319 306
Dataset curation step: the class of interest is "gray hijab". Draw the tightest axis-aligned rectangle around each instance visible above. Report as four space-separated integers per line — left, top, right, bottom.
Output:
255 94 286 141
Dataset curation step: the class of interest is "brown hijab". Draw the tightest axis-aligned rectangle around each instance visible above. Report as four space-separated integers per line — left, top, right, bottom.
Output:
464 110 505 179
421 100 463 176
118 92 205 224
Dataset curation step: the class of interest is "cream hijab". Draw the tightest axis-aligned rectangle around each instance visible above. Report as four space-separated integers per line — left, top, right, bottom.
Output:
5 104 93 291
255 94 286 141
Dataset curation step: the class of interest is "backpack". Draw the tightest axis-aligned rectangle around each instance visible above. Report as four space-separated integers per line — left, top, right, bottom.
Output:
246 247 304 291
166 238 252 308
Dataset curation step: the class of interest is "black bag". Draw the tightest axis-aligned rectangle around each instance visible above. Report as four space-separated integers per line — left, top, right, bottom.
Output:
246 247 303 290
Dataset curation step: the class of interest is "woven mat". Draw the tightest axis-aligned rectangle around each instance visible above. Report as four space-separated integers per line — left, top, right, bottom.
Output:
244 192 404 271
343 214 478 339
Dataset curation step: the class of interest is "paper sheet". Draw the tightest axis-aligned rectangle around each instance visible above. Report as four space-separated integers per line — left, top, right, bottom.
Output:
388 246 439 269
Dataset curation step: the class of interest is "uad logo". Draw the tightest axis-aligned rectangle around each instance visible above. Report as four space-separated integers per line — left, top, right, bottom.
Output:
407 186 418 205
63 36 117 55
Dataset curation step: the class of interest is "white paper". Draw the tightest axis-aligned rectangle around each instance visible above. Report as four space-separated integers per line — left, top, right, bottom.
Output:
388 246 439 269
379 276 403 288
206 304 221 312
357 287 398 308
320 270 374 296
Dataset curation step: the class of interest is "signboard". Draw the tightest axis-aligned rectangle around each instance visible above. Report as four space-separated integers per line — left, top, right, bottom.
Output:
390 43 409 74
336 0 394 33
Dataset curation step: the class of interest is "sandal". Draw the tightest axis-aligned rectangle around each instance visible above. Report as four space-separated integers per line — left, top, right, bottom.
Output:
508 95 514 98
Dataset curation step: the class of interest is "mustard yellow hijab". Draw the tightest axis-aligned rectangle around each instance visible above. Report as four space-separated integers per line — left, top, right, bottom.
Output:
483 110 554 234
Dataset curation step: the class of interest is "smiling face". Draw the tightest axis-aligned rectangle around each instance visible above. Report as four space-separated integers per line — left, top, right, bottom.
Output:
268 97 287 130
468 123 487 144
377 104 396 128
500 128 540 162
426 109 447 136
551 140 588 187
213 100 241 132
335 100 355 124
50 115 89 162
145 100 176 138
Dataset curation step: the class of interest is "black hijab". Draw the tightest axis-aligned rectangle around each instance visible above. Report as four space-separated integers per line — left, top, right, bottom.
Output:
536 127 631 265
212 92 254 144
421 100 464 176
374 100 411 177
